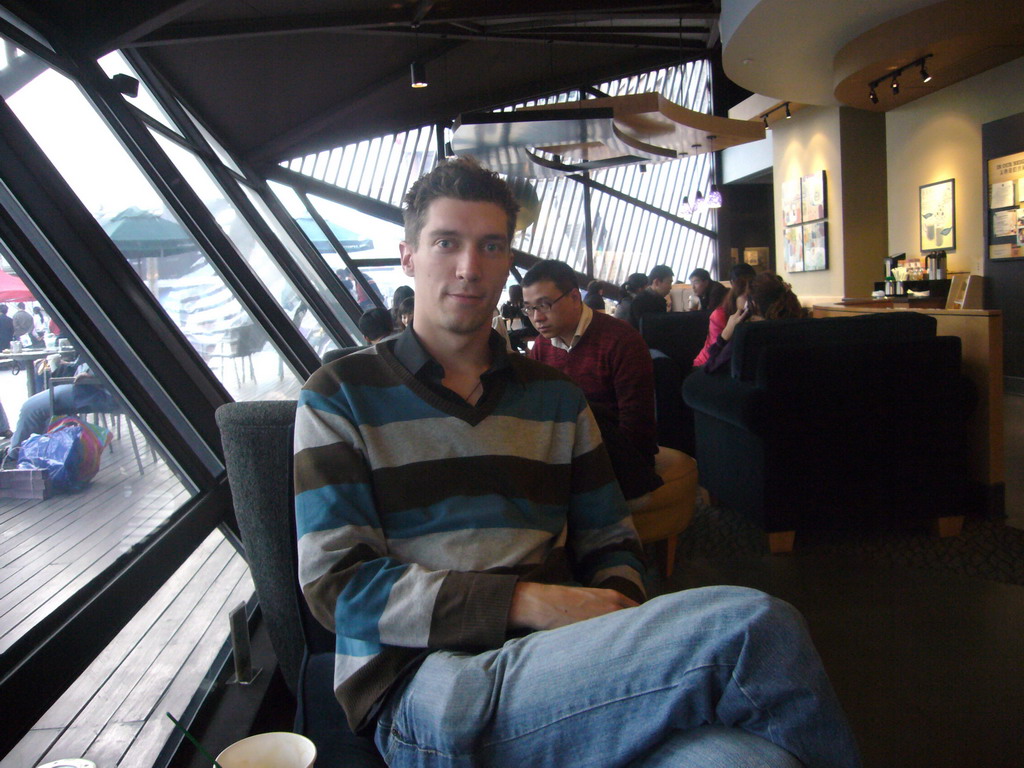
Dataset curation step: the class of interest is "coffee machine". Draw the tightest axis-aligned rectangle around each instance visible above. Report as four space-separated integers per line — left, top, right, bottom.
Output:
926 250 946 280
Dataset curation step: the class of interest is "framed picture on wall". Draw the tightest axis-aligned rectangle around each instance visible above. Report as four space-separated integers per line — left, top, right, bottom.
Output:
802 221 828 271
920 178 956 252
801 171 827 222
782 178 802 226
784 226 804 272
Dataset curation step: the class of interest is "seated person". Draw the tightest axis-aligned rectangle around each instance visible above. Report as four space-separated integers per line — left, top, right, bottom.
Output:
627 264 674 329
704 271 803 374
297 158 860 768
523 259 662 500
694 262 756 367
391 285 414 331
7 357 116 461
611 271 648 322
357 307 395 344
583 279 612 312
689 267 727 312
397 296 414 330
499 284 538 352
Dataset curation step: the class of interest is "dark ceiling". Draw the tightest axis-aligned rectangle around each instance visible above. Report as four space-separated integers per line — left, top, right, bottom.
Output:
4 0 721 166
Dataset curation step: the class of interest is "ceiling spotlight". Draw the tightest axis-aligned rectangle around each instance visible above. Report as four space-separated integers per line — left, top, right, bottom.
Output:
869 87 879 104
920 61 932 83
410 61 428 88
639 164 648 174
890 75 899 95
762 115 769 128
707 185 722 208
784 103 792 119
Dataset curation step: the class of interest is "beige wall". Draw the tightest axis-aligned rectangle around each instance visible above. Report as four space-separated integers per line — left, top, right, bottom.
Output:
772 106 845 300
885 56 1024 276
771 106 888 301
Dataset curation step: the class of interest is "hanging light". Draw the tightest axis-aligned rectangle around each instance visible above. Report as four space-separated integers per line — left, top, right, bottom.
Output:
410 61 428 88
693 191 707 214
680 196 692 216
707 185 722 208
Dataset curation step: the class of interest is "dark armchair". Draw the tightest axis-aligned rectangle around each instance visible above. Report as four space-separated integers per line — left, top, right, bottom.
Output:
216 401 386 767
682 312 977 552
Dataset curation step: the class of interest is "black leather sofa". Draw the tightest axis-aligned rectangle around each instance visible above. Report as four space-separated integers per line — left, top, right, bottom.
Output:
682 312 977 549
639 311 711 454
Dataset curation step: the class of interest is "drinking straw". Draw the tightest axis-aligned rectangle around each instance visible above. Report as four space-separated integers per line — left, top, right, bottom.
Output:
166 711 224 768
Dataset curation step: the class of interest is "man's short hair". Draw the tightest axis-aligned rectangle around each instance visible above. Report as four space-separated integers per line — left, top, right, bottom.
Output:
521 259 579 295
688 268 711 282
16 302 24 310
358 307 394 342
648 265 673 283
0 305 8 315
402 157 520 246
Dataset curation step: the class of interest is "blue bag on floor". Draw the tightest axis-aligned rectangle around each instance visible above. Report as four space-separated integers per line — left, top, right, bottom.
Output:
17 424 85 493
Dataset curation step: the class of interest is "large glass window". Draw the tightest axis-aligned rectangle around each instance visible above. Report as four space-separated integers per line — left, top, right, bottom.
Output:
4 43 301 400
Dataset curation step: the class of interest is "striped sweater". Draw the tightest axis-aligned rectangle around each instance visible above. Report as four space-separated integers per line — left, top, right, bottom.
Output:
294 337 646 732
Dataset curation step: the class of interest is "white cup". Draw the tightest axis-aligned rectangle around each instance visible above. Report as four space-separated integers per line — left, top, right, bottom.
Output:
215 732 316 768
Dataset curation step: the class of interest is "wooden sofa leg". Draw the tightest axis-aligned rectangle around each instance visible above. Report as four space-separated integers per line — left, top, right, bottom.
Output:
663 536 677 578
768 530 795 554
934 515 964 538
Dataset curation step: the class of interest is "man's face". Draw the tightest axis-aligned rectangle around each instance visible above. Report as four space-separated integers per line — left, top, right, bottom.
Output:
522 279 581 341
399 198 512 337
651 275 673 298
690 276 709 297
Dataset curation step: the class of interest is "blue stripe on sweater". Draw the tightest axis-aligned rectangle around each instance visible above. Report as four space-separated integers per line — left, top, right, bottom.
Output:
384 495 567 539
302 379 585 428
296 483 378 537
335 558 407 644
571 483 629 529
335 634 380 659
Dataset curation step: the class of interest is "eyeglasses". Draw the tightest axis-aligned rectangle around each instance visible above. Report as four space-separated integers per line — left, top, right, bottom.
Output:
522 288 572 316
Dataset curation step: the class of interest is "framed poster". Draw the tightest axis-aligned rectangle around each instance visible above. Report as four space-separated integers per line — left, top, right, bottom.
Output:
801 171 827 222
784 226 804 273
802 221 828 271
987 150 1024 260
781 178 802 226
919 178 955 252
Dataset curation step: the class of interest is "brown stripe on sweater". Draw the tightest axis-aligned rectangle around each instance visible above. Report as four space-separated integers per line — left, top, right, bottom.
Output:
295 441 369 494
569 443 620 494
371 454 574 514
301 541 380 630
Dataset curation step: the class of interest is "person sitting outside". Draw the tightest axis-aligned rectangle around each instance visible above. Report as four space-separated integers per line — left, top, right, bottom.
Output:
627 264 674 329
11 302 33 344
693 262 756 368
523 259 661 500
689 267 727 312
357 307 395 345
704 271 804 374
0 304 13 353
6 356 116 462
295 157 860 768
612 271 649 322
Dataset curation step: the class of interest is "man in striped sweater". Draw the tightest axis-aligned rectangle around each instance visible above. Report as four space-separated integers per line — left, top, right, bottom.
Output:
294 158 860 768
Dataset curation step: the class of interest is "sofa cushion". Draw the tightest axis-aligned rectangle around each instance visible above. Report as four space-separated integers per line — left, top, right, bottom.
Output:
730 312 938 381
640 311 711 368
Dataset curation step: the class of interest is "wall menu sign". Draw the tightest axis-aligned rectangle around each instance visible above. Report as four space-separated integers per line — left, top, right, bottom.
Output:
987 149 1024 260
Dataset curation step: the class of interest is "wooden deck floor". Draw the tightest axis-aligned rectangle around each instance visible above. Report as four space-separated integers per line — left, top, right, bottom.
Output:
0 424 254 768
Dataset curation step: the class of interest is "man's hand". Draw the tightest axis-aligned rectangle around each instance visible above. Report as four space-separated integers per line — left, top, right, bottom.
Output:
508 582 638 631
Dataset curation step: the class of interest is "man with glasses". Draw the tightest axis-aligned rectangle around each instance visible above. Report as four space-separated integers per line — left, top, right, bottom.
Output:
295 158 860 768
522 259 661 500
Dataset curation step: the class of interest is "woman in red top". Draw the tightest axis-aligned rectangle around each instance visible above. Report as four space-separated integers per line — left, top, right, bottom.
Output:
693 263 756 367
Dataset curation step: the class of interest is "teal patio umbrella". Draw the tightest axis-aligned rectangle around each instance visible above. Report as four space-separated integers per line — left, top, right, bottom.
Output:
296 217 374 253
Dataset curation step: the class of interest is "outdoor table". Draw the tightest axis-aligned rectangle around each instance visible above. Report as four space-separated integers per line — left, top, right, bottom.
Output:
0 346 76 398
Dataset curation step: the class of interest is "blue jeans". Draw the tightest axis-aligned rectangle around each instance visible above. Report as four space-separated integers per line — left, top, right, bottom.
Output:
375 587 860 768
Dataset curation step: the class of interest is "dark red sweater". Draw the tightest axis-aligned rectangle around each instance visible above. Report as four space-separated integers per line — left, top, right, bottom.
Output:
529 311 657 457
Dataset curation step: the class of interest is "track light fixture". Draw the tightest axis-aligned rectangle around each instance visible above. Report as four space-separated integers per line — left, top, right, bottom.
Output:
410 60 428 88
758 101 794 128
868 54 933 104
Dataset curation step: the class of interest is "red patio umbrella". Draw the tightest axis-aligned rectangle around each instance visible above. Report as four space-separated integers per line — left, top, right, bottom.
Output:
0 271 34 302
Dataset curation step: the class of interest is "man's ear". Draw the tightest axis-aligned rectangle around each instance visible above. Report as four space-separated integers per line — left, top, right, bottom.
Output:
399 241 415 277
